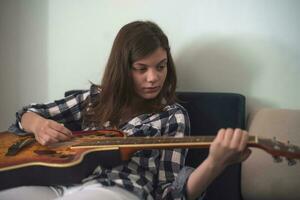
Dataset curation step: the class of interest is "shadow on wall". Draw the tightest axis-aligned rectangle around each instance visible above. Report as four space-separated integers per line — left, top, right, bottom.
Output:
175 36 280 119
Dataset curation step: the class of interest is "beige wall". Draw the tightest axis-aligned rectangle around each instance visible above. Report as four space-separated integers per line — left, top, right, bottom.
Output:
0 0 48 130
1 0 300 130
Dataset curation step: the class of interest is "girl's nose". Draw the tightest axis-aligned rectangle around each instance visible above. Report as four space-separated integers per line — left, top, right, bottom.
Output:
146 68 159 82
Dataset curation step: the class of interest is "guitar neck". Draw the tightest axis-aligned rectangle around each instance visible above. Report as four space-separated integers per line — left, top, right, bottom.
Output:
71 135 258 149
70 134 300 162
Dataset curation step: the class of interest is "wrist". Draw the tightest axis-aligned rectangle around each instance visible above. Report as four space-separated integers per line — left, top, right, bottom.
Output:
21 112 44 133
186 157 226 200
205 156 227 172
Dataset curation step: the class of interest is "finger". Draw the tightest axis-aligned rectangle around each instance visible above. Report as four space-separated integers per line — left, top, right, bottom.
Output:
49 121 72 137
52 122 72 135
46 128 71 142
224 128 234 146
39 132 59 145
33 129 50 145
215 128 225 142
230 129 242 149
60 124 73 136
212 129 226 149
56 131 71 141
239 130 249 151
34 133 43 145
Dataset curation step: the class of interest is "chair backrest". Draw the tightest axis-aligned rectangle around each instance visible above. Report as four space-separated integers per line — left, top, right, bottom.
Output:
176 92 245 200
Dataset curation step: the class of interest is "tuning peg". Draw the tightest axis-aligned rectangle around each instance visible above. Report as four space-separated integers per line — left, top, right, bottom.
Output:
272 137 281 150
273 156 283 163
286 158 297 166
287 141 296 153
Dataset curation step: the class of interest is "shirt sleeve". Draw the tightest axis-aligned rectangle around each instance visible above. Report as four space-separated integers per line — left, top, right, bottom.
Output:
155 106 205 200
8 89 91 135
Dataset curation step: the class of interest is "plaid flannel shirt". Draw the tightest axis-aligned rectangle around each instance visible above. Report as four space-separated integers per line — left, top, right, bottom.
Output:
9 86 200 200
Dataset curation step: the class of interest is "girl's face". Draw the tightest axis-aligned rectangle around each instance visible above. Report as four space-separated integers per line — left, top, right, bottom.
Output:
131 47 168 100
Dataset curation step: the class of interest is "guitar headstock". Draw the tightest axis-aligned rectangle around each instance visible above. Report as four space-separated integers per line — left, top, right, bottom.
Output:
249 136 300 166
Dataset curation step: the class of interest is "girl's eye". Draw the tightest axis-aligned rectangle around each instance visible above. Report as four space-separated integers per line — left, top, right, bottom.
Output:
157 65 167 70
132 66 147 72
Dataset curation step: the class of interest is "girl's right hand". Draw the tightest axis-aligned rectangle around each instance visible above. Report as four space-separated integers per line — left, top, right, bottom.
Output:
21 112 73 145
33 119 73 145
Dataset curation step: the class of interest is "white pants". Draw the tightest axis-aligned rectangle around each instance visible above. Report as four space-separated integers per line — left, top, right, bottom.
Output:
0 183 140 200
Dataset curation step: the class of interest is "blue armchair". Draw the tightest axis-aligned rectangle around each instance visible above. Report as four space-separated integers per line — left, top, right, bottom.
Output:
64 90 246 200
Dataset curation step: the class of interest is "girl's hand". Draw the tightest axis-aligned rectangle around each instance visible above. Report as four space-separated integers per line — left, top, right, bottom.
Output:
21 112 73 146
33 119 73 145
207 128 251 169
186 128 251 200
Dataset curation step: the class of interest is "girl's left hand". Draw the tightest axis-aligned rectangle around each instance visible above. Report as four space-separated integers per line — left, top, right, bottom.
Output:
208 128 252 169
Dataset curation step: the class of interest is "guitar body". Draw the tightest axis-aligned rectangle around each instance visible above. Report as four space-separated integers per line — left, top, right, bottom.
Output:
0 131 123 190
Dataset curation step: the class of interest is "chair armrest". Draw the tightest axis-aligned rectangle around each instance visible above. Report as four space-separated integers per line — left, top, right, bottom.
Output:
242 108 300 200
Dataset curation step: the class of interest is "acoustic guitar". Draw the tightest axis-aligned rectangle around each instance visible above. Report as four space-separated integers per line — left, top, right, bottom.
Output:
0 130 299 190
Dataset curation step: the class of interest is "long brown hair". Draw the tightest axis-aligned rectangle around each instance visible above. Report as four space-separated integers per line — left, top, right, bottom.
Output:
83 21 177 128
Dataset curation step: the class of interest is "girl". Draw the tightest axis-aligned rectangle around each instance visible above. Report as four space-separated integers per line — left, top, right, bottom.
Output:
1 21 250 200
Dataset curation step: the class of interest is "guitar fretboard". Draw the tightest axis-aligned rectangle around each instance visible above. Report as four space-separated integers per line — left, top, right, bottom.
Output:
72 135 257 148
